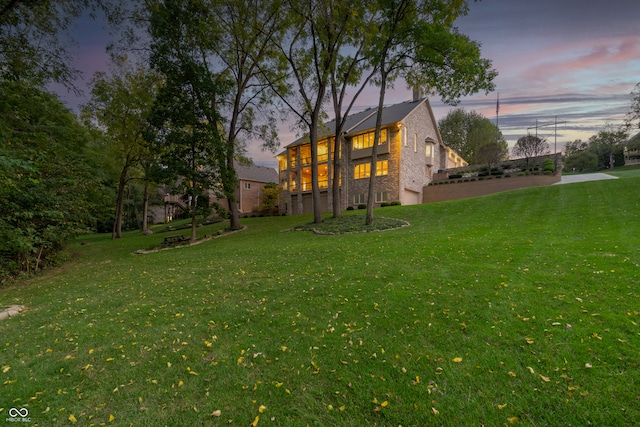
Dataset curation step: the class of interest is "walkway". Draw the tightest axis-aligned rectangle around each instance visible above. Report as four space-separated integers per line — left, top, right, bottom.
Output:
554 173 618 185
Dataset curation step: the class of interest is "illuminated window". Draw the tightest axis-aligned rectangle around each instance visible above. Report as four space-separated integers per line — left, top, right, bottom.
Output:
425 144 432 157
289 170 298 191
414 133 417 152
354 160 388 179
300 144 311 166
318 164 328 189
318 140 328 163
278 155 288 171
352 129 387 150
301 167 312 191
354 163 370 179
376 160 388 176
289 147 297 168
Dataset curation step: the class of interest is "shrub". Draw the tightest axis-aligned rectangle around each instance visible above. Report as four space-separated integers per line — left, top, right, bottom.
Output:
358 204 366 210
543 158 555 173
478 171 489 177
346 206 354 210
490 170 504 176
449 174 463 179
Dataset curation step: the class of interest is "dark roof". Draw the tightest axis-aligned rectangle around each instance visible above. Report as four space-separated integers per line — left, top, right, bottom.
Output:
234 161 277 183
284 98 426 148
347 99 423 135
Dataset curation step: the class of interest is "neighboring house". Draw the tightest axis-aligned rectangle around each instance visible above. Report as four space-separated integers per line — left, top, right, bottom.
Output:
623 132 640 166
208 161 278 214
162 161 278 221
276 96 467 215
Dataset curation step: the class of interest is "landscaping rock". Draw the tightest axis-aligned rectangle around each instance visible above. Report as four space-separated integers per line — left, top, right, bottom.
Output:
0 305 25 321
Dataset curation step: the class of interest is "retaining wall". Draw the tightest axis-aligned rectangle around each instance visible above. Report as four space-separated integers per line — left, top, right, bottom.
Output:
423 172 562 203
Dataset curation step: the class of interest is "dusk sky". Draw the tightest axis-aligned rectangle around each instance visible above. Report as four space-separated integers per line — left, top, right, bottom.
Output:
56 0 640 168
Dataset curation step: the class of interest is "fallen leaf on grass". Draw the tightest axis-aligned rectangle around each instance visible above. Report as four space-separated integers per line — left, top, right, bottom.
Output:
69 414 77 423
211 410 221 417
539 374 551 382
251 415 259 426
508 416 520 423
452 357 463 363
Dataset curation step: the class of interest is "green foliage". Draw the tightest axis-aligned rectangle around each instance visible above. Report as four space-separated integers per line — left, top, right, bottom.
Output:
0 80 102 282
564 150 598 172
543 158 554 173
260 182 282 214
586 127 627 169
512 135 549 165
82 57 161 238
0 0 118 88
437 109 506 163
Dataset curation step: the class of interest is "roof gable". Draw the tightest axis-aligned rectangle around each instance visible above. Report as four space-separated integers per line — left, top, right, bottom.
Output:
234 161 277 183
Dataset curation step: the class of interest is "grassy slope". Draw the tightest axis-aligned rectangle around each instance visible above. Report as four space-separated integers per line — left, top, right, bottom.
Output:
1 175 639 426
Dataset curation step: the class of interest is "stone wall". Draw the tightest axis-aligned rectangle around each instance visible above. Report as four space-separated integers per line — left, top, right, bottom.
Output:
423 172 562 203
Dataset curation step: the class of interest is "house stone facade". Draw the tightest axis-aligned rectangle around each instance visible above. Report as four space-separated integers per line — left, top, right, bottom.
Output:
277 97 466 215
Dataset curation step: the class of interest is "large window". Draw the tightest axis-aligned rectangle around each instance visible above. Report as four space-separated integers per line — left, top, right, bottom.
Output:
354 194 365 204
300 144 311 166
354 160 388 179
352 129 387 150
318 139 328 163
354 163 369 179
375 192 388 203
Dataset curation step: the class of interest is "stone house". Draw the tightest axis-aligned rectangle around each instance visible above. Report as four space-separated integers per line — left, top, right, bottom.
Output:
276 96 466 215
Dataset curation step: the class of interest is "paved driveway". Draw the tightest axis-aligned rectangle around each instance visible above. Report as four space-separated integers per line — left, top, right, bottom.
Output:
554 173 618 185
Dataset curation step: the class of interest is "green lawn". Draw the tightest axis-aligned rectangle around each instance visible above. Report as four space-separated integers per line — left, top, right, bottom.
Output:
1 176 639 426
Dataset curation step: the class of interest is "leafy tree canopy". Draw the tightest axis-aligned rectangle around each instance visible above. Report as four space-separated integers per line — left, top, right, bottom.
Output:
438 108 506 164
0 80 103 281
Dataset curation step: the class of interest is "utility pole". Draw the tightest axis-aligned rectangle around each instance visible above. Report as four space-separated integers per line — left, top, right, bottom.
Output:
527 117 567 170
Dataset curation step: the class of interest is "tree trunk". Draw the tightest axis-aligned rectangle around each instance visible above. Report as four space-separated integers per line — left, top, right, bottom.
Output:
310 86 326 224
190 205 198 242
112 168 127 239
141 178 149 232
331 134 341 218
366 67 388 226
